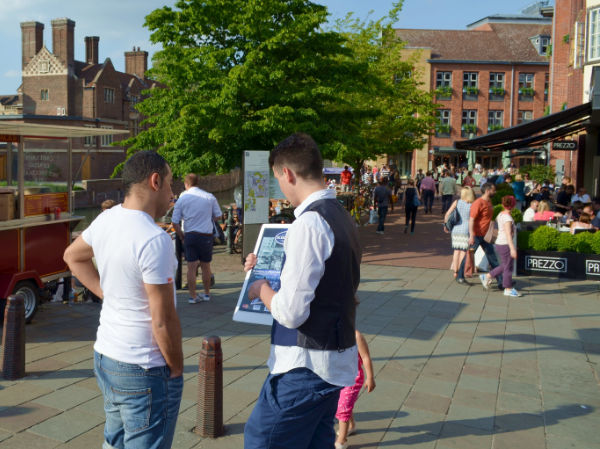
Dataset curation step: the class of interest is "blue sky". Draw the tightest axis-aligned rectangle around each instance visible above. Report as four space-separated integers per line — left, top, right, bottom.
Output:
0 0 551 95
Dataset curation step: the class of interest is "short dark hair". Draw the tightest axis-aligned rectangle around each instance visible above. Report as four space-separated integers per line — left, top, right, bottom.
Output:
122 151 169 196
269 133 323 181
481 182 495 194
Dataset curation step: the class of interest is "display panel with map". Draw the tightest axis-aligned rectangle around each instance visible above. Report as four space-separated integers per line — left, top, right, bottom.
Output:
243 151 270 224
233 224 289 325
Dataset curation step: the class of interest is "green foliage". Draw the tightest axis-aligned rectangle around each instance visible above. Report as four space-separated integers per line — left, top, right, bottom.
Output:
591 232 600 254
574 232 595 254
491 183 514 206
519 165 555 184
557 232 577 252
493 205 522 223
435 86 453 97
519 87 535 96
529 226 560 251
517 231 532 250
489 86 505 95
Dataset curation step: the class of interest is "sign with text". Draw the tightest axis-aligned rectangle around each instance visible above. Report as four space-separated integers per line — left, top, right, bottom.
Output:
243 151 270 224
525 255 568 273
0 134 18 143
552 140 578 151
586 259 600 278
24 193 68 217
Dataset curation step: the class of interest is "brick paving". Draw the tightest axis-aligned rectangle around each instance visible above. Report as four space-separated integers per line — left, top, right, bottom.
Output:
1 199 599 448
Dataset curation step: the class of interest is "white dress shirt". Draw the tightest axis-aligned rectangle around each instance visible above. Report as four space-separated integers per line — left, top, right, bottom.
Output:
268 189 358 387
172 187 222 233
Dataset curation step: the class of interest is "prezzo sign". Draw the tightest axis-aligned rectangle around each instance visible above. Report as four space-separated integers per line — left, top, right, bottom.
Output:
551 140 577 150
525 255 568 273
586 260 600 276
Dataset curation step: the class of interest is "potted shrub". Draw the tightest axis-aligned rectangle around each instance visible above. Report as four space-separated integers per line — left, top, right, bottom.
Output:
435 86 453 98
463 86 479 96
461 124 477 134
489 86 505 95
519 87 535 97
488 124 504 132
435 124 451 136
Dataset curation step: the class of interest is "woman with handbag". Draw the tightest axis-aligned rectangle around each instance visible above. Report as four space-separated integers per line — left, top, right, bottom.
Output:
403 178 421 234
444 186 474 279
480 195 522 297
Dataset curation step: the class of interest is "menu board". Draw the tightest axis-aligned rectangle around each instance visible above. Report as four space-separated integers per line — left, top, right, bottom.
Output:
233 224 289 325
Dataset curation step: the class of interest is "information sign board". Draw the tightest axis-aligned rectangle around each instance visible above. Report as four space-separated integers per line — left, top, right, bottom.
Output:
243 151 270 224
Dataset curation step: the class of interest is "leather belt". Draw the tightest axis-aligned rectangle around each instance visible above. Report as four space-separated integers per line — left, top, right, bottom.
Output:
186 231 213 237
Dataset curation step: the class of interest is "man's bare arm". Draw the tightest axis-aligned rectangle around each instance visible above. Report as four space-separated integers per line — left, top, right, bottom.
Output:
63 236 103 299
146 283 183 378
173 223 185 242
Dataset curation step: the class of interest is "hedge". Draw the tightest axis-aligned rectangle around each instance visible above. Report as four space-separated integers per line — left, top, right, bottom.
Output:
519 225 600 254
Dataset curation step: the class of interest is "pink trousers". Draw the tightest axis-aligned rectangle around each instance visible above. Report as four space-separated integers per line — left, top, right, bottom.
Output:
335 355 364 422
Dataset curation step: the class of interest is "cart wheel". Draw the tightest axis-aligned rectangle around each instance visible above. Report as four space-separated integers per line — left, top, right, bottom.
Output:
13 281 40 324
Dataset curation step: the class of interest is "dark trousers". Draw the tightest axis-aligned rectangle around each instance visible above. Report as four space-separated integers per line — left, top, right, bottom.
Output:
377 206 388 232
457 236 501 286
405 206 417 232
422 189 434 213
441 194 453 214
489 244 513 288
244 368 341 449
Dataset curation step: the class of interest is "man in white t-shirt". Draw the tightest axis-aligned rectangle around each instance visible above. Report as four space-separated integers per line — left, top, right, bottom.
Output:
172 173 222 303
64 151 183 449
523 199 539 222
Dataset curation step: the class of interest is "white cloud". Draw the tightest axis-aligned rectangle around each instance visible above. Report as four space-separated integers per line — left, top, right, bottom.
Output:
3 70 20 78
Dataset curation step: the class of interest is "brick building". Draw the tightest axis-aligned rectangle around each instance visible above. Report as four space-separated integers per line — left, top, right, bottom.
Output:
395 6 552 173
0 18 158 182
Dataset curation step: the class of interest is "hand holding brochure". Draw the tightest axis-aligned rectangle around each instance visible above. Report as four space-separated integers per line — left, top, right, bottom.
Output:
233 224 289 325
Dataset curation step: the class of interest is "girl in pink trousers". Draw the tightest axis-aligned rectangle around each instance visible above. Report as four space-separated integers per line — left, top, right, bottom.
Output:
335 330 376 449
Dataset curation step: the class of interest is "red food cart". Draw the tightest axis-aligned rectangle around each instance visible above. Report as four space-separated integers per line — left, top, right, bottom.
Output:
0 122 128 322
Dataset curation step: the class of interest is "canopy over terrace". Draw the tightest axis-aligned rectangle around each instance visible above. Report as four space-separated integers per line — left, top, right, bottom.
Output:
0 122 129 216
454 102 591 152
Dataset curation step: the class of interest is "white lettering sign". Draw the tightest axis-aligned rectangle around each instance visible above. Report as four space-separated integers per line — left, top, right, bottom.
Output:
586 260 600 275
525 256 568 273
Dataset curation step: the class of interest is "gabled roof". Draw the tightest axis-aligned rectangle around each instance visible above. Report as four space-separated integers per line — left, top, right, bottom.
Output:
395 22 552 64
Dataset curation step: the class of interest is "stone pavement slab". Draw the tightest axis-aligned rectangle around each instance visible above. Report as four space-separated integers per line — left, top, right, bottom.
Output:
1 243 599 448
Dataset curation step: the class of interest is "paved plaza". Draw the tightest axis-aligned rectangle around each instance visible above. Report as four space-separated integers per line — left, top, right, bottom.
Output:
1 209 599 448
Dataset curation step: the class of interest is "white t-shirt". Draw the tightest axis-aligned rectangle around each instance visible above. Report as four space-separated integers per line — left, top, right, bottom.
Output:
82 205 177 368
523 207 535 222
495 212 515 245
172 187 221 234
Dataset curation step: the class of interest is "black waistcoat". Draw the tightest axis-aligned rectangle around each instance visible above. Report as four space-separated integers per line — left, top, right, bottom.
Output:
270 198 361 350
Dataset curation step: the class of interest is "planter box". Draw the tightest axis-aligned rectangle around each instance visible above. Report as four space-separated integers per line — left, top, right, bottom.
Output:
518 250 600 280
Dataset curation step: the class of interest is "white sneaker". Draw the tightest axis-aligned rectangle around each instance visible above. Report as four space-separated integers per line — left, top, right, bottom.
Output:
188 296 201 304
479 274 491 290
503 288 522 297
202 294 211 302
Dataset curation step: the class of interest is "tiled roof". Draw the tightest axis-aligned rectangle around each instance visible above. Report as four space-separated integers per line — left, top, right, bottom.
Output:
395 23 552 63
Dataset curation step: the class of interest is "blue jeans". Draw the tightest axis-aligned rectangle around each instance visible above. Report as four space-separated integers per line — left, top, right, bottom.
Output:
457 236 501 286
377 205 388 232
94 351 183 449
244 368 341 449
422 189 434 212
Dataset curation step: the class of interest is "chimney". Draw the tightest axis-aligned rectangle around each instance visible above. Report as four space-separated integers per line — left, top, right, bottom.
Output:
124 47 148 79
85 36 99 65
20 21 44 70
51 18 75 68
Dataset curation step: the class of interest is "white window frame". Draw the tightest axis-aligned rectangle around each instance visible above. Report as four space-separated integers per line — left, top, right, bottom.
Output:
488 110 503 127
39 60 49 73
438 109 450 126
517 110 533 124
463 72 478 88
436 71 452 88
101 125 113 147
84 124 95 147
104 88 115 104
462 110 477 126
489 72 505 88
518 73 534 89
588 8 600 61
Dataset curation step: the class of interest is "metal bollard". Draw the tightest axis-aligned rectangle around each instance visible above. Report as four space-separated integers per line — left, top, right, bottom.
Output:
195 336 223 438
1 294 26 380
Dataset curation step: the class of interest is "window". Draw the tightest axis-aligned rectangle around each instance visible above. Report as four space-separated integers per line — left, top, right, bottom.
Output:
84 125 95 147
436 71 452 88
463 72 479 99
101 126 113 147
489 72 505 89
544 73 549 100
540 37 550 55
461 110 477 137
488 110 503 131
589 8 600 61
435 109 451 137
104 88 115 104
518 73 535 100
40 89 49 101
39 60 49 73
517 110 533 124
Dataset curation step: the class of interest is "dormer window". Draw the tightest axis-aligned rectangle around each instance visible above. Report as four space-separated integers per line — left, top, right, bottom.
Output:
530 35 551 56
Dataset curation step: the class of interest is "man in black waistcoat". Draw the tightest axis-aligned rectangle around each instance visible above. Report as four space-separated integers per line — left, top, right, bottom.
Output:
243 133 362 449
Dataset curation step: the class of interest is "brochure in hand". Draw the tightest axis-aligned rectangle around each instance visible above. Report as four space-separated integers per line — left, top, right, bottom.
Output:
233 224 289 325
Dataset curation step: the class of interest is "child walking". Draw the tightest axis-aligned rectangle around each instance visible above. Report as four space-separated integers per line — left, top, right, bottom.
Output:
335 330 376 449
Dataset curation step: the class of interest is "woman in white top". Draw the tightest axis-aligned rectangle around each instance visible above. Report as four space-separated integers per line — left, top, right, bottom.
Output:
480 195 522 297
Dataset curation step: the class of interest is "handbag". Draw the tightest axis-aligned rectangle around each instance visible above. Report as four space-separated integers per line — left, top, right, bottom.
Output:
444 207 460 232
483 220 498 244
412 194 421 208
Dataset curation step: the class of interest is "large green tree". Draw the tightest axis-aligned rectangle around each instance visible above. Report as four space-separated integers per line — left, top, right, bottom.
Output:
331 4 438 174
119 0 373 176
